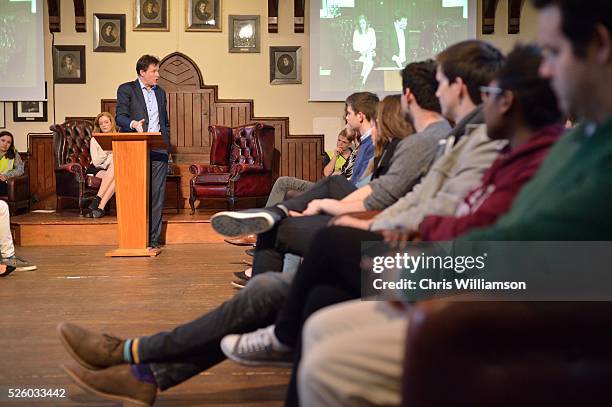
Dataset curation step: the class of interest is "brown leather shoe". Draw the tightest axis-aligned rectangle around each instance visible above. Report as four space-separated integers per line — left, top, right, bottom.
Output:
63 363 156 406
224 234 257 246
57 322 125 370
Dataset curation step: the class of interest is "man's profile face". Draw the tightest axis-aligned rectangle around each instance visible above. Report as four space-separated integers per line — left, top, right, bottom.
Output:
345 105 362 131
199 2 206 13
435 65 461 122
65 56 73 66
105 25 113 35
537 5 588 119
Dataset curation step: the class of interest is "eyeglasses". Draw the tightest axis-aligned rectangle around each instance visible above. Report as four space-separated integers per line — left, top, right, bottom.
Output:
479 86 504 97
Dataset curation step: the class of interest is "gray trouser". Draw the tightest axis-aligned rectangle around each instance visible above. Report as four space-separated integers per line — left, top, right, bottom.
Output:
149 160 167 245
266 176 315 207
139 271 295 390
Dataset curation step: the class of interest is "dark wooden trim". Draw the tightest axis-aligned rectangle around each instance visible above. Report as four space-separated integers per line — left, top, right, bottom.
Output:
482 0 500 35
73 0 86 32
268 0 279 33
294 0 305 33
508 0 525 34
27 132 56 210
47 0 61 32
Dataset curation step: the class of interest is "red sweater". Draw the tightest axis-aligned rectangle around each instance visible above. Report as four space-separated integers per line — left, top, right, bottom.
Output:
419 124 564 241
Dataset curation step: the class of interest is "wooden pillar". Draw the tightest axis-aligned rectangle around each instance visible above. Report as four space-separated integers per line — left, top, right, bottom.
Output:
73 0 86 32
482 0 499 35
268 0 279 33
508 0 525 34
47 0 61 33
294 0 305 33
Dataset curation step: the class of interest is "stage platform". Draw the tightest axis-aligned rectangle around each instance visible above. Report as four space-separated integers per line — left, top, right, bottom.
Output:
11 209 226 246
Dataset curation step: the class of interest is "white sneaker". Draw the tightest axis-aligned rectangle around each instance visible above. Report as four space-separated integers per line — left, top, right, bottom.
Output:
220 325 293 367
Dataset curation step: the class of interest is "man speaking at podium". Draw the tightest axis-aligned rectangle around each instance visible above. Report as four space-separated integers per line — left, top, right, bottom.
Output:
116 54 171 249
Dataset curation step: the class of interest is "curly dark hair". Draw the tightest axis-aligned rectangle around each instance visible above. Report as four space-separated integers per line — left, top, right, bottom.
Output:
496 44 562 129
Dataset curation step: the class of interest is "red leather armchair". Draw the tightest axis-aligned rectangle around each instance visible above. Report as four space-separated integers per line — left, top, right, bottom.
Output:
402 300 612 406
0 159 30 215
51 120 102 215
189 123 275 213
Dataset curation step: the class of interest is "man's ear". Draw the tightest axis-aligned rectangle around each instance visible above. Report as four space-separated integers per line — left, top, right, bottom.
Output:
404 88 413 104
498 91 515 115
454 77 468 101
593 24 612 65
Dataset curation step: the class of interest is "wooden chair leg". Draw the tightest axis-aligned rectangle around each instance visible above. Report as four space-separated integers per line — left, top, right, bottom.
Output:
189 189 197 215
227 196 237 211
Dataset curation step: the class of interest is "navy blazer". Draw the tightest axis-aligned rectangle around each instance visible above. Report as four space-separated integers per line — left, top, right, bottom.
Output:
115 79 171 151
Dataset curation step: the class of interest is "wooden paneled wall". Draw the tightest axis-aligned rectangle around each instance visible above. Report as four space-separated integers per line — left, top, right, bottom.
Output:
38 52 324 210
27 133 56 210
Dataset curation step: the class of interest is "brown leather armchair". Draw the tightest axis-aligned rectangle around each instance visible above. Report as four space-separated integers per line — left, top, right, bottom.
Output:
189 123 275 213
402 300 612 406
50 120 102 215
0 159 30 215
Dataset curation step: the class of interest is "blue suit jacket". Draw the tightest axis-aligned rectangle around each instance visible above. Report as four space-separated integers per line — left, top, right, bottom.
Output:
115 79 171 151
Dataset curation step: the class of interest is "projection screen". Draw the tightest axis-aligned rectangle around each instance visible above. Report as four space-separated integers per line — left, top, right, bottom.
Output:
310 0 477 101
0 0 45 101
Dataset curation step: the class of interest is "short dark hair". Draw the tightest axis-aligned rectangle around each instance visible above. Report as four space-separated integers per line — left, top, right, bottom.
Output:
496 44 562 129
401 60 441 113
345 92 380 122
136 54 160 76
436 40 505 105
531 0 612 58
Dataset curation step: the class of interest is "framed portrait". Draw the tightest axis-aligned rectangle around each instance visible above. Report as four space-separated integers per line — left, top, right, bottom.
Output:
186 0 221 31
270 46 302 85
228 15 260 53
0 103 5 128
13 101 48 122
53 45 86 84
135 0 169 31
94 14 126 52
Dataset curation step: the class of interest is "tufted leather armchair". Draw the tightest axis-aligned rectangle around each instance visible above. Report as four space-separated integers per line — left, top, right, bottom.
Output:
189 123 275 213
50 120 103 215
0 158 30 215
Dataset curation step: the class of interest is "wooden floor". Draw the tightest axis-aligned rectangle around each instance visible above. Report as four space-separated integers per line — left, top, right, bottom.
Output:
0 244 289 406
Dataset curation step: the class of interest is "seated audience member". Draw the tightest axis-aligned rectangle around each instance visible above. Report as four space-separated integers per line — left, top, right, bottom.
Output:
0 200 36 276
86 112 117 218
297 44 566 407
0 131 25 196
218 39 505 405
322 128 354 177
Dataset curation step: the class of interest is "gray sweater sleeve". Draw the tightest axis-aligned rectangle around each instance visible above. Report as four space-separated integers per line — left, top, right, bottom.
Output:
364 133 434 210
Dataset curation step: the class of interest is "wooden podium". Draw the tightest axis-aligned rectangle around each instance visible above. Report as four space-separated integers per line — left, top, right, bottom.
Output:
93 132 165 257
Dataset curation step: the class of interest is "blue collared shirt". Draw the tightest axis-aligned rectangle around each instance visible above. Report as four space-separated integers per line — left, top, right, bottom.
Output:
138 78 160 133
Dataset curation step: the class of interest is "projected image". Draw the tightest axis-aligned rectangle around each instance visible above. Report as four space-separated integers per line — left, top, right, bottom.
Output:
313 0 473 100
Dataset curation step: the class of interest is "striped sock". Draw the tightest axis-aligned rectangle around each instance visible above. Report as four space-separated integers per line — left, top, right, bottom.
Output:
123 339 133 363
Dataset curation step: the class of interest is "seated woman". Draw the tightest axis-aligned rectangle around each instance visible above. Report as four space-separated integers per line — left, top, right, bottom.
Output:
352 14 377 87
86 112 117 218
0 131 25 196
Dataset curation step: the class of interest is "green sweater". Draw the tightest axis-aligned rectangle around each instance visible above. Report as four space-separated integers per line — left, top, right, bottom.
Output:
462 119 612 241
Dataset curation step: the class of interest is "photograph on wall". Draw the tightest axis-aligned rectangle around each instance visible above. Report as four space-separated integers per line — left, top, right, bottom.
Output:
186 0 221 31
135 0 169 30
228 15 260 53
270 46 302 84
13 100 47 122
94 14 126 52
53 45 86 84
